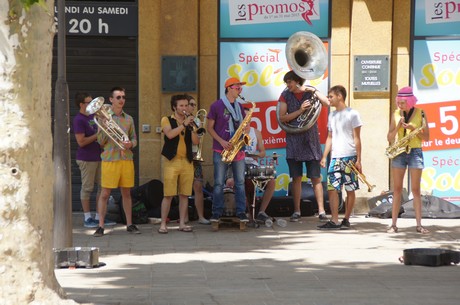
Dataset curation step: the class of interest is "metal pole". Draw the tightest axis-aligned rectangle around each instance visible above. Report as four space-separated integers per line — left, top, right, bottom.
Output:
53 0 72 248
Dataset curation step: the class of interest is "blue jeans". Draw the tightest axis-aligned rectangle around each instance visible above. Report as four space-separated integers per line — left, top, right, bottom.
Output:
212 151 246 216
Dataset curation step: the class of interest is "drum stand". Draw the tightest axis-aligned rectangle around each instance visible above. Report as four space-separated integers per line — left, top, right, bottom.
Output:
248 178 271 228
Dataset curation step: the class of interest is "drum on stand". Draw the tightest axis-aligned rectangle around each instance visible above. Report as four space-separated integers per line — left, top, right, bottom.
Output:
245 165 276 181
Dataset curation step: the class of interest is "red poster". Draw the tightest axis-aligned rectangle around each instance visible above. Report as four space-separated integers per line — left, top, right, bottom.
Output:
418 100 460 151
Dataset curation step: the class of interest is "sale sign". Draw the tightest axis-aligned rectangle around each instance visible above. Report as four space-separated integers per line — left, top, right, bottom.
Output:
413 39 460 204
418 100 460 151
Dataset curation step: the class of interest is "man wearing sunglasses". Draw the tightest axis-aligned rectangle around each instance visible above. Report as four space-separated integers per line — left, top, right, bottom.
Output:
93 86 139 237
207 77 250 223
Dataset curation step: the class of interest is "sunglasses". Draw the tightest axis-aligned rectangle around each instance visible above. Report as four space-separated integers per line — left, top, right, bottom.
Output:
189 103 197 107
115 95 126 100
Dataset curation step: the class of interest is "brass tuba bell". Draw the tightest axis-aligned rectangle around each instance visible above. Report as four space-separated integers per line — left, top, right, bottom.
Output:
285 31 328 80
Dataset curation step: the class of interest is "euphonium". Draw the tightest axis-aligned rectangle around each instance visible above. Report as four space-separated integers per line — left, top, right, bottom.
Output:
296 85 323 130
385 125 424 159
345 160 376 192
86 97 130 150
193 109 207 162
276 31 328 134
221 99 255 164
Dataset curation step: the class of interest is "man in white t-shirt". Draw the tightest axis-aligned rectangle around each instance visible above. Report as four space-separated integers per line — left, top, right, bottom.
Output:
319 85 363 230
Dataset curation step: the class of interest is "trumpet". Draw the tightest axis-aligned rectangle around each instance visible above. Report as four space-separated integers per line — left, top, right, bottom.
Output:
183 111 206 136
345 160 376 192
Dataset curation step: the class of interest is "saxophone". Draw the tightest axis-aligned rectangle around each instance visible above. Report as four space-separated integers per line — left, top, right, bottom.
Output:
385 126 424 159
221 99 256 163
385 111 426 159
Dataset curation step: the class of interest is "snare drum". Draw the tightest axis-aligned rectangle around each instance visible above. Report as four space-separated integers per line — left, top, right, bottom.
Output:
245 165 275 181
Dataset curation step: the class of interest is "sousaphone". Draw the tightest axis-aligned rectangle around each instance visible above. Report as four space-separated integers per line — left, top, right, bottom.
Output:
277 31 328 133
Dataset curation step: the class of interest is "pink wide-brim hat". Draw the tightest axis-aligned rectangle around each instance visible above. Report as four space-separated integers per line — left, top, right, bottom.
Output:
396 86 418 108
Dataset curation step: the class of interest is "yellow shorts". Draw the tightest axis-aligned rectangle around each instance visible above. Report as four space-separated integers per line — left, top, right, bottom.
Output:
101 160 134 189
163 157 194 196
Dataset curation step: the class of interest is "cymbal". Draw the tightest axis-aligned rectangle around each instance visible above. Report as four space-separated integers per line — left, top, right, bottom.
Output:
270 153 284 158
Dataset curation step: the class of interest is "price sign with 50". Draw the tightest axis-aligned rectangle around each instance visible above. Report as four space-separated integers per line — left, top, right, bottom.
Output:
419 100 460 151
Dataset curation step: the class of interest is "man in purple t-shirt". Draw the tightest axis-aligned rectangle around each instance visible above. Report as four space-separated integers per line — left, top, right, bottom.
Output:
73 92 115 228
206 77 250 223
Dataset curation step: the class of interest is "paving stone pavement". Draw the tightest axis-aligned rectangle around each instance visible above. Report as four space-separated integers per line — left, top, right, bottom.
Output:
55 213 460 305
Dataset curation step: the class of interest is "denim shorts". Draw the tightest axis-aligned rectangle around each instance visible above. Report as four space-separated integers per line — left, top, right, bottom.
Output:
391 148 424 169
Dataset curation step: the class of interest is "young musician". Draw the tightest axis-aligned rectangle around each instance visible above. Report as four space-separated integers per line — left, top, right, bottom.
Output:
278 70 330 222
93 87 139 237
319 85 362 230
386 86 430 234
207 77 249 223
158 94 199 234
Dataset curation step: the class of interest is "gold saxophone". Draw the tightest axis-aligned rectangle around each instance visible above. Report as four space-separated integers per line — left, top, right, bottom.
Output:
221 99 255 163
385 112 426 159
385 126 424 159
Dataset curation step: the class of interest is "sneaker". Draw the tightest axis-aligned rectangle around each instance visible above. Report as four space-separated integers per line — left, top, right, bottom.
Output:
289 212 301 222
318 213 329 222
93 226 104 237
198 218 211 225
127 224 141 234
341 218 351 229
104 218 117 226
317 221 342 230
256 212 270 223
237 212 249 223
210 214 220 223
84 217 99 228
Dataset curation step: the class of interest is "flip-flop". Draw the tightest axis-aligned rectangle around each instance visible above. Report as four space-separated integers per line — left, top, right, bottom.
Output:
416 226 430 234
178 226 193 232
158 228 168 234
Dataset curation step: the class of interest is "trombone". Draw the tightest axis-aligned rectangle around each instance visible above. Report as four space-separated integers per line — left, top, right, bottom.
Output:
345 160 376 192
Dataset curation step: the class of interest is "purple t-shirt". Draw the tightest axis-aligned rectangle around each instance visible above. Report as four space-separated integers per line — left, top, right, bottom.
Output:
207 98 246 152
72 113 101 161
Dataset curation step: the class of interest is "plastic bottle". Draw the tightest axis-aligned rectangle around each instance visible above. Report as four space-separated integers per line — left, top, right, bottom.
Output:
264 218 273 227
276 218 287 228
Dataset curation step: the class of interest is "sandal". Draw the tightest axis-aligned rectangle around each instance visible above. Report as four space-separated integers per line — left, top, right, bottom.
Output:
158 228 168 234
416 226 430 234
387 225 398 233
178 226 193 232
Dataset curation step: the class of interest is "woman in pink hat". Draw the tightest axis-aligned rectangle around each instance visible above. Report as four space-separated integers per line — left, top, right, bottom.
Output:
386 86 430 234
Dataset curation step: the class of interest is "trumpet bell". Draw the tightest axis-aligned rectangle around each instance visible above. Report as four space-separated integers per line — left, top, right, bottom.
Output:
285 31 328 80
